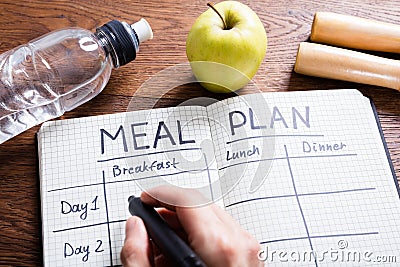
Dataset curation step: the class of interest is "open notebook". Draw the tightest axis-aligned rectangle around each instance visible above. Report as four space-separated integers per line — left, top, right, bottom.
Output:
37 89 400 266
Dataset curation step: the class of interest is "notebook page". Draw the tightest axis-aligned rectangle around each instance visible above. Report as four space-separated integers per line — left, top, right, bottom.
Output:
37 106 220 266
206 89 400 266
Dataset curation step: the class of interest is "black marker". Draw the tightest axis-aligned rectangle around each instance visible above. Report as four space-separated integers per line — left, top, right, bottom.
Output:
128 196 207 267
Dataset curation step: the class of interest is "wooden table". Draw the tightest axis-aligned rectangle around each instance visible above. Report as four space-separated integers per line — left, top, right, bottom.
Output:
0 0 399 265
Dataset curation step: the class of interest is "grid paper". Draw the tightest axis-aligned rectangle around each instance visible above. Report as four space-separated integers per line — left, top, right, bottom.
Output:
38 89 400 266
206 89 400 266
38 105 220 266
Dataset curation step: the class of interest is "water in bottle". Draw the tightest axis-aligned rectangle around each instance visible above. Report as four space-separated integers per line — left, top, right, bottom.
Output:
0 18 153 144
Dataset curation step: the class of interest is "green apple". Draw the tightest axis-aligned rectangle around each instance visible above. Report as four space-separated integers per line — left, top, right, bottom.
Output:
186 1 267 93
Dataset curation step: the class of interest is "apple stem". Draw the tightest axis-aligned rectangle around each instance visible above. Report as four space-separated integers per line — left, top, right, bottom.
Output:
207 2 228 30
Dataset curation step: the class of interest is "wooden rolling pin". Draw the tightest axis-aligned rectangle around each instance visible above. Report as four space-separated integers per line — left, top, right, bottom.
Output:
311 12 400 53
294 42 400 91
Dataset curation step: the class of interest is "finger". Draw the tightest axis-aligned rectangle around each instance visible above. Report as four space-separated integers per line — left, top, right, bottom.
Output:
141 190 176 211
120 216 153 267
150 239 188 266
141 186 221 238
210 203 242 229
141 185 217 228
153 208 189 245
154 253 175 267
151 240 162 259
141 185 211 208
156 208 181 229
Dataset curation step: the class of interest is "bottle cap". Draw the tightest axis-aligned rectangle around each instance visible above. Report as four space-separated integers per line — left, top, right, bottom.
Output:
131 18 153 44
95 18 153 68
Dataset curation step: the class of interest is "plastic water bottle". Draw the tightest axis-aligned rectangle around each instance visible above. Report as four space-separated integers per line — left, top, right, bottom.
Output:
0 18 153 144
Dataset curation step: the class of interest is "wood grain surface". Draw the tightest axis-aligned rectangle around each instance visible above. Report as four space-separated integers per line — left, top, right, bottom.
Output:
0 0 399 265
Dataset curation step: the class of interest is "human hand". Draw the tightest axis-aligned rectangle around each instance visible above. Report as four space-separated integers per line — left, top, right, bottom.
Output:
120 185 263 267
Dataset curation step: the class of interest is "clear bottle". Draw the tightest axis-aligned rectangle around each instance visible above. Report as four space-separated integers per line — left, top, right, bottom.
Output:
0 18 153 144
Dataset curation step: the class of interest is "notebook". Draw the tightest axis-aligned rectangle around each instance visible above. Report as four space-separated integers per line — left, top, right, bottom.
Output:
37 89 400 266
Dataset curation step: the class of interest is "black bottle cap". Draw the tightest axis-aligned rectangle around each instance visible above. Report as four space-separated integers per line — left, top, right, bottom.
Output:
96 20 139 67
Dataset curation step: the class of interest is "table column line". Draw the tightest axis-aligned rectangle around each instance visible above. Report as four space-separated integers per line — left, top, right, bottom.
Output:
204 152 214 201
284 145 318 267
102 170 114 266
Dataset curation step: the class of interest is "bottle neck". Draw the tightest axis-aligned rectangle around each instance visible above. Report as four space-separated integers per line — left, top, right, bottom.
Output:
94 20 140 68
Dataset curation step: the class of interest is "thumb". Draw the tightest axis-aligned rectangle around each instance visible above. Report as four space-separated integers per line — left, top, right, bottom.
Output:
120 216 152 267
